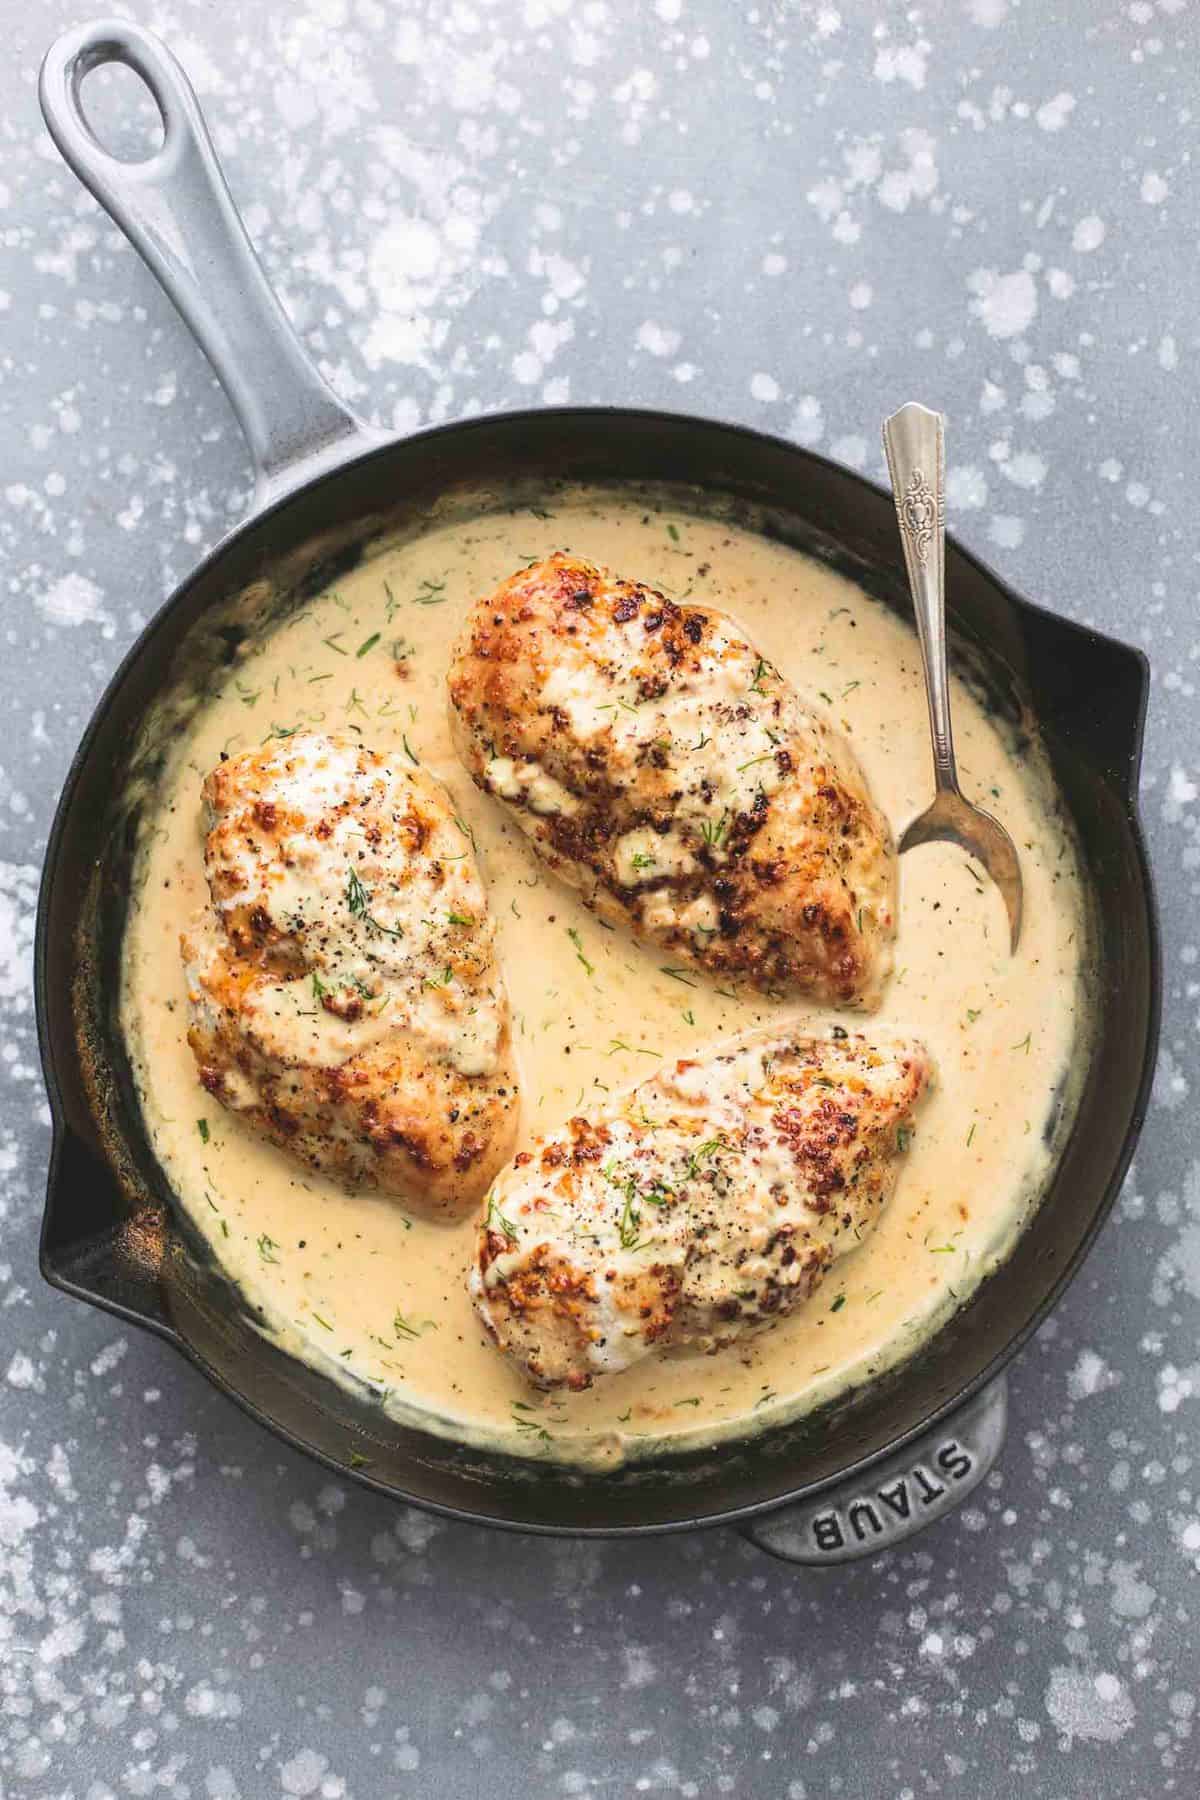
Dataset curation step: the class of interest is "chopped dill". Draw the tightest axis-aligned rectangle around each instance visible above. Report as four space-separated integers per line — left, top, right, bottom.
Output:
486 1192 519 1244
345 865 404 938
685 1137 725 1179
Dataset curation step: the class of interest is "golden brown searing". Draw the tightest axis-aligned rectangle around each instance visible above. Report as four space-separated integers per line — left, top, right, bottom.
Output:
181 731 519 1220
448 554 896 1005
472 1026 932 1389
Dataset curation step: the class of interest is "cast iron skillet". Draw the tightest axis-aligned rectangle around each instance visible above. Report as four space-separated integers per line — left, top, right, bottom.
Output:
35 21 1160 1563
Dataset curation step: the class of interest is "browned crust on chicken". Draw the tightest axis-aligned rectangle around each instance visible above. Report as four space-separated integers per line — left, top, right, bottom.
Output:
448 554 896 1006
472 1026 932 1389
181 731 519 1220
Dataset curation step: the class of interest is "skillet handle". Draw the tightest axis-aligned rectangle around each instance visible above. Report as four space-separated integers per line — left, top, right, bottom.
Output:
40 1121 178 1343
739 1375 1007 1564
38 19 383 506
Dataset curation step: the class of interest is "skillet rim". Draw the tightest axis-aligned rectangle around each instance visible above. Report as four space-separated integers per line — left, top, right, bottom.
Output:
33 403 1163 1536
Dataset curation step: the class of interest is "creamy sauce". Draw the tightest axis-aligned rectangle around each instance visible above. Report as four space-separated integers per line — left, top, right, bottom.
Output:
119 489 1088 1468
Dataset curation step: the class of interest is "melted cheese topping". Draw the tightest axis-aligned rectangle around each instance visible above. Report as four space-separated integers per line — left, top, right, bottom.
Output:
473 1027 932 1388
190 734 505 1079
119 487 1088 1469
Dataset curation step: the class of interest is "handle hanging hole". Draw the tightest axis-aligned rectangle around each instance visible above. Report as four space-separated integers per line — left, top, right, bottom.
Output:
77 58 166 165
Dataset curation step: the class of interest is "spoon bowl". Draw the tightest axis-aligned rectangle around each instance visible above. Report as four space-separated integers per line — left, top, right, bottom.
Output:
899 787 1024 951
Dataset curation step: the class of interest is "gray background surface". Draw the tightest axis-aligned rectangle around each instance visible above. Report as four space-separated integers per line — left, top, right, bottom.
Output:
2 1 1198 1795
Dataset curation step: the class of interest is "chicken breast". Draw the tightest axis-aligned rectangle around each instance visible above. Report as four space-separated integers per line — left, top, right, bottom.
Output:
471 1025 931 1390
181 731 518 1219
448 554 896 1006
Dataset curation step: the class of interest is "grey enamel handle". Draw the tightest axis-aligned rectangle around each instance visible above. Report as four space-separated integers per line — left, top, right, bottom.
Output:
741 1376 1007 1564
38 19 383 505
882 403 958 796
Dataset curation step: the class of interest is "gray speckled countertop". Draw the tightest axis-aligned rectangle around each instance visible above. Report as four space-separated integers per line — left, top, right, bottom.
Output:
2 2 1198 1794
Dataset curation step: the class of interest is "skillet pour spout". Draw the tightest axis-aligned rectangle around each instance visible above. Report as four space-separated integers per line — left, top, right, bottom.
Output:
34 18 1161 1556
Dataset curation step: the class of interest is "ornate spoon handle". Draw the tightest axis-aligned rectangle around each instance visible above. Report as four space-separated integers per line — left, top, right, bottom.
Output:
882 403 958 797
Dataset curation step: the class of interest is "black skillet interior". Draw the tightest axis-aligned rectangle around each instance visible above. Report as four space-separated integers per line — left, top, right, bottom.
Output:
37 409 1159 1533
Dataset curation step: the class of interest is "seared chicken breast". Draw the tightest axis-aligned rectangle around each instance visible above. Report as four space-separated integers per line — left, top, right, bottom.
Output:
448 554 896 1006
471 1026 931 1390
181 731 518 1219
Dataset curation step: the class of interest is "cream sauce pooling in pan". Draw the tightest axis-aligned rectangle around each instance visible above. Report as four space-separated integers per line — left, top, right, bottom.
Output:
120 490 1088 1468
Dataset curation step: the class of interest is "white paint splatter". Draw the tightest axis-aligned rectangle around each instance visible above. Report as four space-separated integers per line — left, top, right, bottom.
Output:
280 1748 330 1796
988 515 1025 549
636 320 681 357
1045 1668 1135 1744
1152 1045 1189 1112
1036 92 1075 133
1000 451 1047 491
35 572 113 635
967 268 1038 340
0 864 37 1010
1157 1362 1198 1413
5 1352 39 1391
788 395 824 447
1072 214 1106 253
946 465 988 510
622 1645 657 1688
830 435 867 469
873 42 930 92
1067 1349 1115 1400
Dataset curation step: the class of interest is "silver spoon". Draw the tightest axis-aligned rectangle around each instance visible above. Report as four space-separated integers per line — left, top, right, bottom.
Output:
882 401 1023 952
